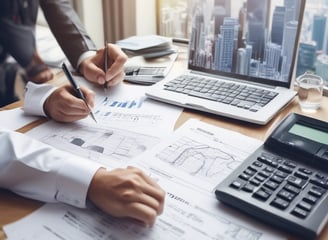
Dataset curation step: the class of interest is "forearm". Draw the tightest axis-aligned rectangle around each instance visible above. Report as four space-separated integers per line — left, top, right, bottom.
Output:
0 129 102 208
40 0 97 69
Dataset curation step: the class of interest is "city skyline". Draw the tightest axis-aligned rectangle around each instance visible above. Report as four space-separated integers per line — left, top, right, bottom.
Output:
187 0 302 83
159 0 328 84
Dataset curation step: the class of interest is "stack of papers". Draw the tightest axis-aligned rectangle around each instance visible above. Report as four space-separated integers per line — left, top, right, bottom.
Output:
116 35 173 56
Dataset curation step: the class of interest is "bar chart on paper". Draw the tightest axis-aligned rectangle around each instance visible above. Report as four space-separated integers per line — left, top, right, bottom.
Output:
101 96 146 109
95 96 163 126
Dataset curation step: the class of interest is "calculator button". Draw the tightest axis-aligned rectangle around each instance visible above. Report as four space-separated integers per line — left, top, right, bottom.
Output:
270 198 289 210
252 161 263 168
278 165 293 174
258 171 272 179
257 156 279 168
275 170 289 179
271 175 284 184
253 188 272 201
287 176 306 188
284 161 297 168
277 189 295 202
309 178 328 189
230 179 245 189
249 179 261 186
247 165 258 172
255 174 266 182
244 168 256 176
297 201 313 212
315 173 326 180
308 186 326 198
239 173 252 181
291 207 308 219
299 168 313 175
264 166 275 173
303 195 318 204
264 180 279 190
242 184 255 193
294 171 309 180
284 184 301 195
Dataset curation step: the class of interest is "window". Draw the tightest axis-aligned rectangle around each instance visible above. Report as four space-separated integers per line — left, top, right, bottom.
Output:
157 0 328 87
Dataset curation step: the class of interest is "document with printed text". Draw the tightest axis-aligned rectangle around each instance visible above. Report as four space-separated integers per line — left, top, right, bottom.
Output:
5 119 287 240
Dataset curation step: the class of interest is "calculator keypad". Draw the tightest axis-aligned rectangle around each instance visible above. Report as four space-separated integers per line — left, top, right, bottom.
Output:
229 152 328 220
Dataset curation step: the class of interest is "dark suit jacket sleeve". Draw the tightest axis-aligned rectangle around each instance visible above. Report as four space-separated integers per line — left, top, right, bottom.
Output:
40 0 97 69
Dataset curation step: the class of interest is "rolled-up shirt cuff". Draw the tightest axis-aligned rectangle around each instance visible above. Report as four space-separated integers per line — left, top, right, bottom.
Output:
77 51 97 71
23 82 57 117
55 157 103 208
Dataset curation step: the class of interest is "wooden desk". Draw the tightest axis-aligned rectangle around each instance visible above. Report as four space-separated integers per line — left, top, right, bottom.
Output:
1 49 328 240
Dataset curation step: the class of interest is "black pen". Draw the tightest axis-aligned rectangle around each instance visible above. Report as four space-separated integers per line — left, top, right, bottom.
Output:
62 63 97 123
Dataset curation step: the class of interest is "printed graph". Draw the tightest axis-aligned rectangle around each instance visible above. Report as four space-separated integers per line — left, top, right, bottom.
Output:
99 96 146 109
39 123 160 166
155 136 249 184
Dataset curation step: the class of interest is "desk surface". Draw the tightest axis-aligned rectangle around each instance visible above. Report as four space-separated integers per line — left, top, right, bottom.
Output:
1 48 328 240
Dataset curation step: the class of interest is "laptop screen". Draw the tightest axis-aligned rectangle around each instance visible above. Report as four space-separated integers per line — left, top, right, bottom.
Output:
188 0 305 88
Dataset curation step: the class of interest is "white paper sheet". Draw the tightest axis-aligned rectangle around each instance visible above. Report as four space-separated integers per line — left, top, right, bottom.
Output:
76 79 183 138
5 119 286 240
26 81 182 167
134 118 263 194
26 120 161 168
0 108 39 131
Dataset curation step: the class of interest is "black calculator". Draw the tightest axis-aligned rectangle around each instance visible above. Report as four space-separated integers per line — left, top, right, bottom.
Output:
215 113 328 240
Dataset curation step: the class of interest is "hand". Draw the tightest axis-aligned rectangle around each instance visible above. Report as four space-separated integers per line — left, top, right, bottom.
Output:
87 166 165 227
25 51 54 83
44 84 95 122
79 43 127 88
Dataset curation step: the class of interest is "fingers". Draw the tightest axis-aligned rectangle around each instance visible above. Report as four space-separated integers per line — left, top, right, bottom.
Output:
104 71 125 88
44 85 95 122
87 167 165 226
126 166 165 213
124 202 159 227
104 44 127 86
80 43 127 87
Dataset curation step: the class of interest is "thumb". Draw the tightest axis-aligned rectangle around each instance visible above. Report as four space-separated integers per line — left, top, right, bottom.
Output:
83 62 106 85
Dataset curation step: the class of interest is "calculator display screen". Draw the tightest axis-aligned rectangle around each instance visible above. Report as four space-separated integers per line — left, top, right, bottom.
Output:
289 123 328 145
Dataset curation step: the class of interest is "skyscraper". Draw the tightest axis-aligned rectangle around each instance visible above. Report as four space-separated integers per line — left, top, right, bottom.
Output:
282 21 299 80
246 0 269 60
271 6 286 45
316 54 328 83
284 0 301 22
296 41 317 76
215 18 238 72
312 15 327 51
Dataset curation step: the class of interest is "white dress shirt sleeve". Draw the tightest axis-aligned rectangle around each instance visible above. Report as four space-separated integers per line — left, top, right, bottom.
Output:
0 129 103 208
77 50 97 70
23 82 57 117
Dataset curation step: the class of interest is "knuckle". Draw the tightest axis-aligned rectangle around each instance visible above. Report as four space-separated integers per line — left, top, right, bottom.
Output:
121 189 135 200
145 211 157 225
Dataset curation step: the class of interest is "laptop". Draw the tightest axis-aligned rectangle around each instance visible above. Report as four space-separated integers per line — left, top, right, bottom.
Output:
146 0 305 125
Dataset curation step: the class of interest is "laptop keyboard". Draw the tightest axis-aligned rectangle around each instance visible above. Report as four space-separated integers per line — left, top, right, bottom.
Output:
164 75 278 112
